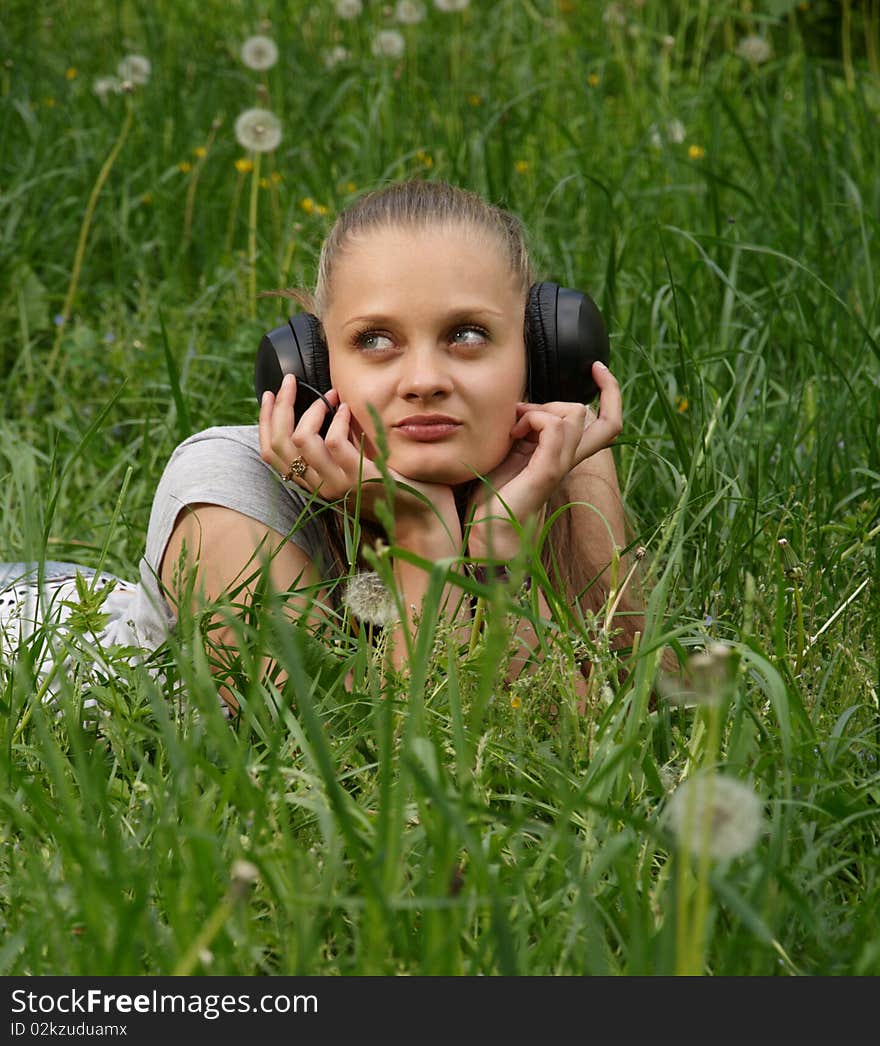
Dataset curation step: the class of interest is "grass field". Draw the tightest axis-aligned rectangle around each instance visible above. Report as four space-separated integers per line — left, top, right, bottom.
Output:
1 0 878 975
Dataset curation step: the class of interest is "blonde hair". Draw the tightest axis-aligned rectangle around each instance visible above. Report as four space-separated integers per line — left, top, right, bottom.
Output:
282 180 644 663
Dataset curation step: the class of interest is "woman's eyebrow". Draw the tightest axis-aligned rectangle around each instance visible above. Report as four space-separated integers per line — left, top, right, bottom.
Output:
342 305 505 328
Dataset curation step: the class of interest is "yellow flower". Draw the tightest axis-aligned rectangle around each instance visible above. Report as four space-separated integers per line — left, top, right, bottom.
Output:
271 171 283 184
514 160 529 174
675 395 689 413
345 180 357 193
416 150 433 168
178 161 192 173
467 93 482 106
587 73 600 87
65 67 77 80
194 146 207 158
315 203 329 215
141 192 153 205
688 144 705 160
44 97 56 108
259 177 270 188
234 157 254 173
300 197 316 214
510 695 522 709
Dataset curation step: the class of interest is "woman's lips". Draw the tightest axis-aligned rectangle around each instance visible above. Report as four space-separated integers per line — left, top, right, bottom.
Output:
391 416 460 441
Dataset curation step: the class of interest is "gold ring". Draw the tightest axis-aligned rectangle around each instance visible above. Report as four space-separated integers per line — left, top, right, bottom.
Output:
284 456 307 481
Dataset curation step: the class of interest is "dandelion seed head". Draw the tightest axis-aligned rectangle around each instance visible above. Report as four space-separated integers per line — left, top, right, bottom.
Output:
602 2 626 26
117 54 151 85
324 45 350 69
658 641 736 707
736 34 772 65
434 0 470 10
343 572 399 627
230 858 259 885
372 29 406 58
93 76 122 102
665 773 764 861
241 34 279 71
234 107 282 153
335 0 364 18
396 0 426 22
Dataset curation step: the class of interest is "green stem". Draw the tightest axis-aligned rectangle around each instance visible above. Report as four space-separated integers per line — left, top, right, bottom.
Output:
248 151 262 321
49 99 134 372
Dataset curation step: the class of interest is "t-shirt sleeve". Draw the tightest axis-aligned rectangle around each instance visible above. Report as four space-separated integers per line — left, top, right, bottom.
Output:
133 426 331 640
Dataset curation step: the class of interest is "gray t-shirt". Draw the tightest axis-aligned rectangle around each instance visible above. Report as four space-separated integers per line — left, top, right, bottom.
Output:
107 425 330 650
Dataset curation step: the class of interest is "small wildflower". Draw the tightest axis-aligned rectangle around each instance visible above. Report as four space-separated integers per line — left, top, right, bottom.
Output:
300 197 316 214
178 161 192 173
675 395 689 413
270 170 283 184
510 695 522 709
140 192 153 205
335 0 364 18
662 34 676 49
234 107 282 153
93 76 121 102
193 146 207 159
234 157 254 173
467 93 482 106
259 177 270 188
241 34 279 71
117 54 151 85
324 46 350 69
53 314 65 327
415 149 433 167
736 34 772 65
395 0 426 23
343 571 399 627
372 29 406 58
514 160 529 174
602 2 626 27
665 772 764 861
434 0 470 10
44 97 56 108
650 118 686 148
315 203 329 216
587 73 600 87
688 143 705 160
65 67 77 80
345 180 357 193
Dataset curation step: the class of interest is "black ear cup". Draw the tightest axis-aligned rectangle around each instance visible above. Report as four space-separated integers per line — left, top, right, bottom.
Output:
526 282 610 403
255 313 334 432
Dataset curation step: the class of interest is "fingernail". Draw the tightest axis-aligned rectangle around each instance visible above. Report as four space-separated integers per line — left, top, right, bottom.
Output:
594 361 607 370
261 390 271 406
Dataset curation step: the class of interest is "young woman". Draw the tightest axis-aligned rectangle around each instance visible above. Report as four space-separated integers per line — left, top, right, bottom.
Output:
1 180 636 706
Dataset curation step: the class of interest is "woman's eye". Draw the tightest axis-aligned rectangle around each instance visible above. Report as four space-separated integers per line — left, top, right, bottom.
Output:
451 326 488 345
355 331 393 352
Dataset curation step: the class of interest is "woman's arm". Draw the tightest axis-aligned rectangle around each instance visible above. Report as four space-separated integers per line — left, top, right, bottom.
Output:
160 503 326 709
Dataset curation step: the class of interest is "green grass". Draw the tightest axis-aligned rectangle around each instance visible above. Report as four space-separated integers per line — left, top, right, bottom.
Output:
1 0 878 975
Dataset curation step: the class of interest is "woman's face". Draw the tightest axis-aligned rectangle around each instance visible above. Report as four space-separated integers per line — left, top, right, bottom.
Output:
323 223 528 486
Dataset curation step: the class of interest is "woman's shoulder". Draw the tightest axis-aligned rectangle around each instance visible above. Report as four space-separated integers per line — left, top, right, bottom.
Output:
169 424 261 459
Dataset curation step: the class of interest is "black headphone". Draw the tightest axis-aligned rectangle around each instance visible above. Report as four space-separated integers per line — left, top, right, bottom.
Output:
254 281 610 430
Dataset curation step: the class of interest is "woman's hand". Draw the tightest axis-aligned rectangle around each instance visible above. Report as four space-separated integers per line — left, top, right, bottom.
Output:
466 361 622 560
259 374 462 550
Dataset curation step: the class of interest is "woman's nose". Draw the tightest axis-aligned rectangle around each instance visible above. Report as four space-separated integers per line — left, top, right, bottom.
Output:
397 345 453 400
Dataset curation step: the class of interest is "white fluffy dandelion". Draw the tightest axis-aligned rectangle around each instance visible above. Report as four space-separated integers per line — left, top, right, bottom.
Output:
434 0 470 10
657 641 736 707
234 107 282 153
665 773 764 861
372 29 406 59
116 54 151 85
736 34 772 65
93 76 122 101
241 35 279 71
335 0 364 18
342 572 399 627
323 45 350 69
396 0 426 23
649 118 686 149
